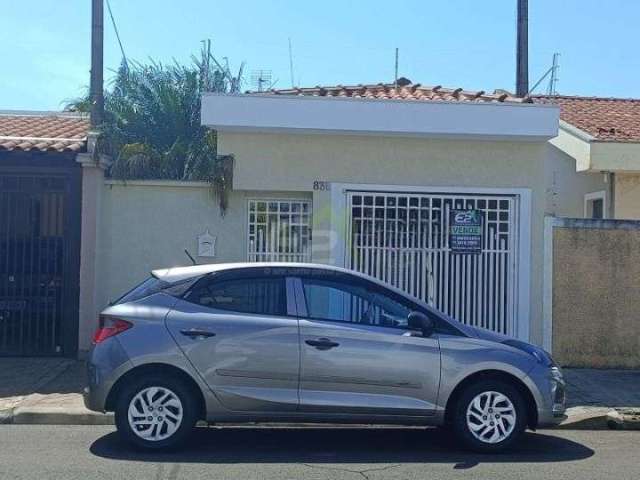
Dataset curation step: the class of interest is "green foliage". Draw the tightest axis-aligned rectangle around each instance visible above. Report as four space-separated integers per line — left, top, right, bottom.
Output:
67 44 243 215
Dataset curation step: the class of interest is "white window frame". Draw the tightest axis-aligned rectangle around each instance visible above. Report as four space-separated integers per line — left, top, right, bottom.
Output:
246 198 312 262
584 191 607 219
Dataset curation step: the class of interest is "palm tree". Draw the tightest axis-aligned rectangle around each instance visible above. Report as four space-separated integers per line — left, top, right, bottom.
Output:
67 42 243 214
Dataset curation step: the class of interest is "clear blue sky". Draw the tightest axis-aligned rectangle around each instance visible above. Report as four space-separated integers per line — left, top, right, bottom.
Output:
2 0 639 111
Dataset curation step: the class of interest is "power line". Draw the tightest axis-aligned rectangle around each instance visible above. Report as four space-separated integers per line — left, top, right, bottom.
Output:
106 0 128 68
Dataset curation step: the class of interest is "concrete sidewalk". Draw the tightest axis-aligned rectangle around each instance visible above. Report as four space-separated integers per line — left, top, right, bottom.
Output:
1 358 639 429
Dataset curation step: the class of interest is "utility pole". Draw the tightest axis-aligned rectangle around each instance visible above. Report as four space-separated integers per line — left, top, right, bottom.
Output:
515 0 528 97
90 0 104 128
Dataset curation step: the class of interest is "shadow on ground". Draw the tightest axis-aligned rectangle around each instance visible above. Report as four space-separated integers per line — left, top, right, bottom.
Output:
90 427 594 468
0 358 85 398
564 368 640 408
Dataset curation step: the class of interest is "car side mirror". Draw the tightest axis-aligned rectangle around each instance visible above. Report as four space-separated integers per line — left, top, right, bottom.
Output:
407 311 435 337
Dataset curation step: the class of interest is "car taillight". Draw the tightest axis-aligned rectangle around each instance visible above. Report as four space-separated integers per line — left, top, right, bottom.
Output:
92 315 132 344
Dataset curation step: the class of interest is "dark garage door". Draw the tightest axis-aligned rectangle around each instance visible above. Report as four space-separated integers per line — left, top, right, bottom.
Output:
0 160 80 356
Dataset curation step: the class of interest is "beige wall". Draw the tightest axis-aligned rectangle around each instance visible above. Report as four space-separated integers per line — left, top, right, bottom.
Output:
220 132 547 193
614 173 640 220
591 141 640 172
545 144 608 218
85 181 309 351
220 132 549 345
552 221 640 368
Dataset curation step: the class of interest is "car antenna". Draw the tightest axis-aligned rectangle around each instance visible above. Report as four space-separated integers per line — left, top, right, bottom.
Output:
184 249 197 265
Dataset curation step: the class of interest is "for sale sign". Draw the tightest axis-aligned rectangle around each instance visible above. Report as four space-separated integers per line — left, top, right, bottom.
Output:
449 209 483 254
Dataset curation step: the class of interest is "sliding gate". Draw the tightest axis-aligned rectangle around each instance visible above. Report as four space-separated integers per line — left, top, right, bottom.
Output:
346 191 518 335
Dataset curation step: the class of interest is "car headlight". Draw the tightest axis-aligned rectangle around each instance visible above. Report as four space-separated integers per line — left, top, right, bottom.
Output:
502 339 557 367
550 366 564 381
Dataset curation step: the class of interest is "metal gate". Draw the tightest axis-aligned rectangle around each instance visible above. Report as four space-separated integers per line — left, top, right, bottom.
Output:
346 191 518 335
0 171 80 356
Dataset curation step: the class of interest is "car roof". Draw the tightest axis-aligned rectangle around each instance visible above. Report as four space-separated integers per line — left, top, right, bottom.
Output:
151 262 356 283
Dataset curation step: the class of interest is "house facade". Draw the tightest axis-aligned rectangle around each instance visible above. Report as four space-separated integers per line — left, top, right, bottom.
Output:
0 112 88 356
534 95 640 220
92 83 563 354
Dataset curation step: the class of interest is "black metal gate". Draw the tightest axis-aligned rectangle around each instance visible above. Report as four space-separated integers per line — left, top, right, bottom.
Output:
0 158 80 356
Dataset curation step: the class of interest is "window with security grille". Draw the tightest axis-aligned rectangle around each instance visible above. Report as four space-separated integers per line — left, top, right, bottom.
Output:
247 200 312 262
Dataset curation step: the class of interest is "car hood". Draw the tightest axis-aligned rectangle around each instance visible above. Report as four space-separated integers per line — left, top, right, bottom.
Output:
465 325 511 344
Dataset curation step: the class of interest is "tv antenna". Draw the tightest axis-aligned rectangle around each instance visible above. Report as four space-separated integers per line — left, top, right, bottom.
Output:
250 70 275 92
547 52 560 96
528 52 560 95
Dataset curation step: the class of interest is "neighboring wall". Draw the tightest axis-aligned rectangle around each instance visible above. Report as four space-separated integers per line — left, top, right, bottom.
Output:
615 173 640 220
545 144 608 218
219 132 549 345
551 218 640 368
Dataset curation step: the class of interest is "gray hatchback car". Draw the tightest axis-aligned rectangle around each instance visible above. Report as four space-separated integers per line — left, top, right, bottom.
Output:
84 262 566 452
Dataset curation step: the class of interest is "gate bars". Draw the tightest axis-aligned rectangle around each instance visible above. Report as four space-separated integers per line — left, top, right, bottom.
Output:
346 192 518 335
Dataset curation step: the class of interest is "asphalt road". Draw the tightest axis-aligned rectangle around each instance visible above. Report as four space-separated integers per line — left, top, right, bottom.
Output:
0 425 638 480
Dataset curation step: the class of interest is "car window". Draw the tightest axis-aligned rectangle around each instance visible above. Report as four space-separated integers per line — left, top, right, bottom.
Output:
185 277 286 316
113 276 169 305
301 276 411 327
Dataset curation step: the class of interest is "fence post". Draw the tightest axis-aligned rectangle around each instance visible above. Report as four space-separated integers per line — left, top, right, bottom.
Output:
542 215 560 352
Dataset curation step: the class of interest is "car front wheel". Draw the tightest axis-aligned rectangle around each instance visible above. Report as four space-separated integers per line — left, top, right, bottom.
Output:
451 379 527 453
114 374 198 450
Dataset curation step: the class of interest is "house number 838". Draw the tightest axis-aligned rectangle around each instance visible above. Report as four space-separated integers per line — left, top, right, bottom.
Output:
313 181 331 191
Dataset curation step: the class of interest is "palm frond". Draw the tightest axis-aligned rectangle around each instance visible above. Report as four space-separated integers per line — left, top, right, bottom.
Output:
91 44 242 214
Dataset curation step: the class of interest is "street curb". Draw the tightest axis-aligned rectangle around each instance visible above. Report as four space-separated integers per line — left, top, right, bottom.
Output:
553 407 612 430
2 405 637 430
606 409 640 430
10 407 114 426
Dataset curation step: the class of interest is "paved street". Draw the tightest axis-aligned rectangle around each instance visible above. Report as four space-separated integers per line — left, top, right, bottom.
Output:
0 425 638 479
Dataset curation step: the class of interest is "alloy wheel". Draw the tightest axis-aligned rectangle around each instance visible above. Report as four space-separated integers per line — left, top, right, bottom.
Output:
466 390 516 444
127 386 184 442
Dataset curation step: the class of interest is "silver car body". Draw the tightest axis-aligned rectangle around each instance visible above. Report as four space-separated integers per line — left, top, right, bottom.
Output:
84 262 566 428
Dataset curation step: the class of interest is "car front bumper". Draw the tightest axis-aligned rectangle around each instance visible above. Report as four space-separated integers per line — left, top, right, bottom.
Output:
526 365 567 427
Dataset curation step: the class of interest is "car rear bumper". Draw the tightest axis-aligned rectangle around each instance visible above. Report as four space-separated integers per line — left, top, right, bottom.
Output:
83 338 132 413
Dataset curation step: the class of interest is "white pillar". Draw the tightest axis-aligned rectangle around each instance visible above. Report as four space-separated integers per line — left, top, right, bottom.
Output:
76 148 110 356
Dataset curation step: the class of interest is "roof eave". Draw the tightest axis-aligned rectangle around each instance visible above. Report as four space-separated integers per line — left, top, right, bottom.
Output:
202 94 559 141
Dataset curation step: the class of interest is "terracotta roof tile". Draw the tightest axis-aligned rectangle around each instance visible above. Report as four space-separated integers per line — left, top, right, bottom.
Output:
532 95 640 142
254 80 530 104
0 112 89 152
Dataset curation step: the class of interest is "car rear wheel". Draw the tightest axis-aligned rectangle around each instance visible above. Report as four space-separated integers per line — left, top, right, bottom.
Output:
451 379 527 453
115 374 198 450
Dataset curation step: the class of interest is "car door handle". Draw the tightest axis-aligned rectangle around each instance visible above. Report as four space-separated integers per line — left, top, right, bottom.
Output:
305 338 340 350
180 328 216 339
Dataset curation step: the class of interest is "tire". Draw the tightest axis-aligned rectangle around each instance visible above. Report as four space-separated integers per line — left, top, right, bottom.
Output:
114 374 199 450
451 378 527 453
